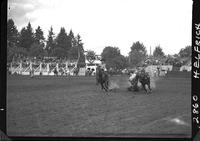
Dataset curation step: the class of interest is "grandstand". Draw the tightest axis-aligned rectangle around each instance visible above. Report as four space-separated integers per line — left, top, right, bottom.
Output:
8 57 78 76
8 55 105 76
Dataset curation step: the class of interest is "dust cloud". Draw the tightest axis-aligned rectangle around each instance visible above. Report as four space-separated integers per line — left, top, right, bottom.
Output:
108 76 160 90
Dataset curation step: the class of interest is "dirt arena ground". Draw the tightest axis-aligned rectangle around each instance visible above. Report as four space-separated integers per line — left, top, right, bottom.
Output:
6 72 191 138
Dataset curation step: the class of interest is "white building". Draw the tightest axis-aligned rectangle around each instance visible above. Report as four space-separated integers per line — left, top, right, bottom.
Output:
85 55 102 73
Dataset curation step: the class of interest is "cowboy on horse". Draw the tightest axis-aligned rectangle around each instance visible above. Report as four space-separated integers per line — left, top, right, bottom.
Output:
96 59 109 92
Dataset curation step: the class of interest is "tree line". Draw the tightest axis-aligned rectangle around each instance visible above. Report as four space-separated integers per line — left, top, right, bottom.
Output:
7 18 191 70
7 19 85 66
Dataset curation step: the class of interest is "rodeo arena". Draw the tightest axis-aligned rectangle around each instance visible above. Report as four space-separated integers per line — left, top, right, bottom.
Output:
7 54 191 138
7 55 191 93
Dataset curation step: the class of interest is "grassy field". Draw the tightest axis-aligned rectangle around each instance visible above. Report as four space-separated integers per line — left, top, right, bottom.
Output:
7 73 191 138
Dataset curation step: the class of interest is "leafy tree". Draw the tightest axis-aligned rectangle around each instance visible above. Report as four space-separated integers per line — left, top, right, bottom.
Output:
112 55 128 70
101 46 127 70
179 45 191 58
68 29 76 48
34 26 45 45
86 50 96 64
24 26 46 59
153 45 165 59
75 34 85 67
129 41 147 67
7 21 32 60
29 43 45 58
69 34 85 67
101 46 121 61
7 19 20 62
18 22 35 51
51 47 67 59
70 46 79 60
7 19 19 47
55 27 71 58
46 26 56 56
68 29 79 60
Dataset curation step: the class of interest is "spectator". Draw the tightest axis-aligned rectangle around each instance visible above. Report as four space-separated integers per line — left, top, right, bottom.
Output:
157 66 160 76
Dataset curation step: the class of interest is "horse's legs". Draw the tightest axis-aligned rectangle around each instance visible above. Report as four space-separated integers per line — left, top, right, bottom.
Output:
101 82 107 92
100 82 104 90
105 81 109 91
147 82 152 93
101 81 107 92
103 80 110 92
104 84 108 92
142 83 147 93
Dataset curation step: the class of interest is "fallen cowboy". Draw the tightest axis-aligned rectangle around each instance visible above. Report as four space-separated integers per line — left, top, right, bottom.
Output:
127 69 152 93
127 71 139 92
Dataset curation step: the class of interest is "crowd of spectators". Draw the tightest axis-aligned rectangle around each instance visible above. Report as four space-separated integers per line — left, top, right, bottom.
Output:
10 56 68 64
8 56 78 68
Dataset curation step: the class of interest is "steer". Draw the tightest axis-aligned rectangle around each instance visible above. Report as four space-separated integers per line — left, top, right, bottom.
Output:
137 69 152 93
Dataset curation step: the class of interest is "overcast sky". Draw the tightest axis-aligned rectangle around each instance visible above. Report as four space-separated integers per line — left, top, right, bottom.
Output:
8 0 192 56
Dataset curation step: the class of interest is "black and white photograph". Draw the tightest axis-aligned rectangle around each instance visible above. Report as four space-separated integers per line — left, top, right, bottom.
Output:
6 0 192 139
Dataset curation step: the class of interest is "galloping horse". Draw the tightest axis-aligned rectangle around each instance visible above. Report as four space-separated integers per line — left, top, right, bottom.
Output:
96 66 109 92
